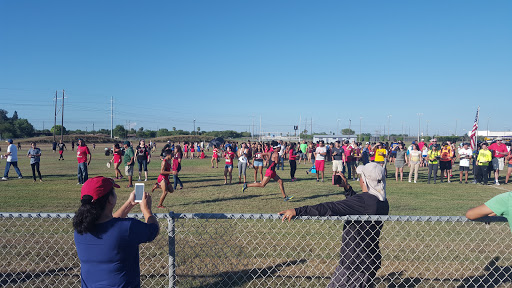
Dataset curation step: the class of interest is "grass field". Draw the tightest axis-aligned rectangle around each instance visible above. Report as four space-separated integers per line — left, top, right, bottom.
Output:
0 142 509 215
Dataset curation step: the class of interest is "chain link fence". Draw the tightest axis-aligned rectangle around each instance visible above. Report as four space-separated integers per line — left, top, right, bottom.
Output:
1 212 512 287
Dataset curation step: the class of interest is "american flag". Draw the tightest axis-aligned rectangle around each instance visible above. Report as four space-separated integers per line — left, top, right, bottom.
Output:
470 107 479 150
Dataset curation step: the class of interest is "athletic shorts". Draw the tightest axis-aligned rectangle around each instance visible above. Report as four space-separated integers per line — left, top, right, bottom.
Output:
440 161 452 170
315 160 325 172
492 158 499 170
225 164 233 169
157 174 170 186
301 153 307 160
332 160 343 172
499 158 505 170
59 150 63 155
253 160 263 167
509 163 512 168
460 166 470 172
265 167 277 178
125 165 134 176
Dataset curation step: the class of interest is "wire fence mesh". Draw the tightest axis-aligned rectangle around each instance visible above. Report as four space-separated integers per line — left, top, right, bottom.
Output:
1 212 512 287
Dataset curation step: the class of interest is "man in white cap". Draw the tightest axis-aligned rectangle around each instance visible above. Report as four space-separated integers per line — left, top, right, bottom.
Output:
279 162 389 287
489 138 508 185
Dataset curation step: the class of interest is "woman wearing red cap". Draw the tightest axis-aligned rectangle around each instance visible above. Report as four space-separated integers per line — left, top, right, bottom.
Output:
73 176 159 287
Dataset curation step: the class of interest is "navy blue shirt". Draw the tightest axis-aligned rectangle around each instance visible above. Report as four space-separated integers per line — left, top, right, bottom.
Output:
74 218 159 287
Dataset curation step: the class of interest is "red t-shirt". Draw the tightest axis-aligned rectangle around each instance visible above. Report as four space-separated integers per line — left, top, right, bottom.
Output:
289 149 297 160
489 143 508 158
344 145 354 161
224 152 235 165
418 142 425 151
76 146 90 163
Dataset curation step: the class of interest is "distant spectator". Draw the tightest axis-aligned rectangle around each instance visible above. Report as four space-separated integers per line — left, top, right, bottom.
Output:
135 139 150 182
458 143 472 184
476 143 492 185
393 143 408 182
123 141 135 188
314 140 327 182
58 140 67 161
27 142 42 182
439 142 453 183
427 145 441 184
331 141 345 179
505 149 512 184
279 163 389 287
73 176 159 287
77 139 92 185
2 139 23 180
408 144 421 183
489 138 508 185
52 141 57 153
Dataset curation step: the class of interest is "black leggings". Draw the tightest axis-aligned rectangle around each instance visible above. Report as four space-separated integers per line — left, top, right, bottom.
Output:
31 162 42 180
289 160 297 179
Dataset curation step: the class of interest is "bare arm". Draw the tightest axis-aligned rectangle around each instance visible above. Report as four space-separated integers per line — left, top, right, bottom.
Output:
466 204 496 220
113 191 137 218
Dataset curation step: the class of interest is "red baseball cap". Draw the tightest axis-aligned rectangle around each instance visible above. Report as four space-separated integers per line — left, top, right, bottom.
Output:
81 176 120 201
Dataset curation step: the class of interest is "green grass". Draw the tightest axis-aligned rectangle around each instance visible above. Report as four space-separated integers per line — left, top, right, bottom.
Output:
0 142 508 216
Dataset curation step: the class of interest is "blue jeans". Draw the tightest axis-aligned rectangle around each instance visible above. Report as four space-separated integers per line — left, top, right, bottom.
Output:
342 161 352 178
77 162 88 184
4 161 22 178
173 174 183 190
278 155 284 170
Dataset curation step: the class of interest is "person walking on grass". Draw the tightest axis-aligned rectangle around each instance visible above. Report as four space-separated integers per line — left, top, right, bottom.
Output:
2 139 22 181
172 145 184 190
458 143 472 184
243 141 293 201
135 139 151 182
314 140 327 182
73 176 159 288
427 145 441 184
237 143 249 184
58 140 67 160
223 146 235 185
211 145 219 168
288 142 298 181
109 143 123 179
279 163 388 287
77 139 91 185
27 142 42 182
299 140 308 165
152 149 176 209
408 144 421 183
393 143 408 182
123 141 135 188
253 143 265 183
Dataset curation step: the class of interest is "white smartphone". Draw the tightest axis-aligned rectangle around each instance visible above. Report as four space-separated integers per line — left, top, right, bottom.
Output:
135 183 144 203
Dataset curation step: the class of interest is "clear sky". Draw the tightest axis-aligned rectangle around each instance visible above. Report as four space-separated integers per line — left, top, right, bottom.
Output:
1 1 510 137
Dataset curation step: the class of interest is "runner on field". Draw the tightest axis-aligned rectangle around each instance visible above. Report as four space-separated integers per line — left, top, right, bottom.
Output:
243 141 293 201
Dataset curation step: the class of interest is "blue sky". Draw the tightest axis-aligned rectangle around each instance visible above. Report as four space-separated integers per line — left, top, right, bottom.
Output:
1 1 510 136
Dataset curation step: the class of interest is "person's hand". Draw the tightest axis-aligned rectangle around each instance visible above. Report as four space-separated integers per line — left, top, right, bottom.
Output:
140 192 152 214
128 190 136 205
279 209 296 222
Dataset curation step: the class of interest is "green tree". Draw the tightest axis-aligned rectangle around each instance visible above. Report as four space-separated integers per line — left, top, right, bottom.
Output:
12 111 18 121
51 125 67 135
14 119 35 137
342 128 355 135
113 125 127 138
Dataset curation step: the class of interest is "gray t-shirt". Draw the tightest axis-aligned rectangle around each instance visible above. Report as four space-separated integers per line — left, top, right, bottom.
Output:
332 147 344 161
27 148 41 164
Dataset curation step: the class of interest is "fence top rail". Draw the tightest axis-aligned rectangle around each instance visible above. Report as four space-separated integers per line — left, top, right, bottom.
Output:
0 212 507 223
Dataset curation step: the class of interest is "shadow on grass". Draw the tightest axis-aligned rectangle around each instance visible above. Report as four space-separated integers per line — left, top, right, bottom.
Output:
300 191 346 201
377 256 512 288
0 266 77 286
181 194 265 206
183 259 308 288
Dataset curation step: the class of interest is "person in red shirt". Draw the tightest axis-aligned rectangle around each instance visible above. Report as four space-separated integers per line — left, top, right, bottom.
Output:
288 143 298 181
223 146 235 184
76 139 92 185
211 146 219 168
342 141 354 180
108 143 123 179
489 138 509 185
418 139 426 151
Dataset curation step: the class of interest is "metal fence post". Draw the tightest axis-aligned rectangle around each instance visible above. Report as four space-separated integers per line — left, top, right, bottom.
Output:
168 211 176 288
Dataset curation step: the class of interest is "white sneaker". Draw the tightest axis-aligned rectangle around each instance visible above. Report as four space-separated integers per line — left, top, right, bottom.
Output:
408 180 411 183
1 177 7 181
414 181 417 183
18 176 23 179
496 181 500 185
138 177 141 181
144 179 147 182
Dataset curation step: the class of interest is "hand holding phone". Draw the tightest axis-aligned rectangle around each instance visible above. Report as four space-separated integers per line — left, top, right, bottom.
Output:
135 183 144 203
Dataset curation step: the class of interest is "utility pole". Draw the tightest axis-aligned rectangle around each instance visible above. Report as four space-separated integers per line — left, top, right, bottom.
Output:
111 96 113 138
92 122 94 133
359 117 363 141
53 91 57 142
417 113 423 142
193 119 196 135
387 115 392 140
61 90 65 142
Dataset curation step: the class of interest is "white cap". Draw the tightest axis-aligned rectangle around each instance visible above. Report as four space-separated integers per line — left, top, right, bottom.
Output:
496 137 503 141
356 163 386 201
421 138 424 141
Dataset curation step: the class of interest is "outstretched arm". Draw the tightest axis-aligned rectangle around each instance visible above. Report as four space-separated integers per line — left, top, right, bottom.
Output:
466 204 496 220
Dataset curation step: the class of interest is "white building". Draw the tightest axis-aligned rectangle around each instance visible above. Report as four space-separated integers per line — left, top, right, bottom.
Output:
467 131 512 139
313 135 358 143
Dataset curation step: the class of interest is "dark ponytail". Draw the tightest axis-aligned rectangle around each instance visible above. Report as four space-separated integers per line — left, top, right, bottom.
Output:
72 189 114 235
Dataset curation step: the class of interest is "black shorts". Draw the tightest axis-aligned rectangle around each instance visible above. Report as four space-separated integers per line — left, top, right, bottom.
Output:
460 166 470 172
440 161 452 170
